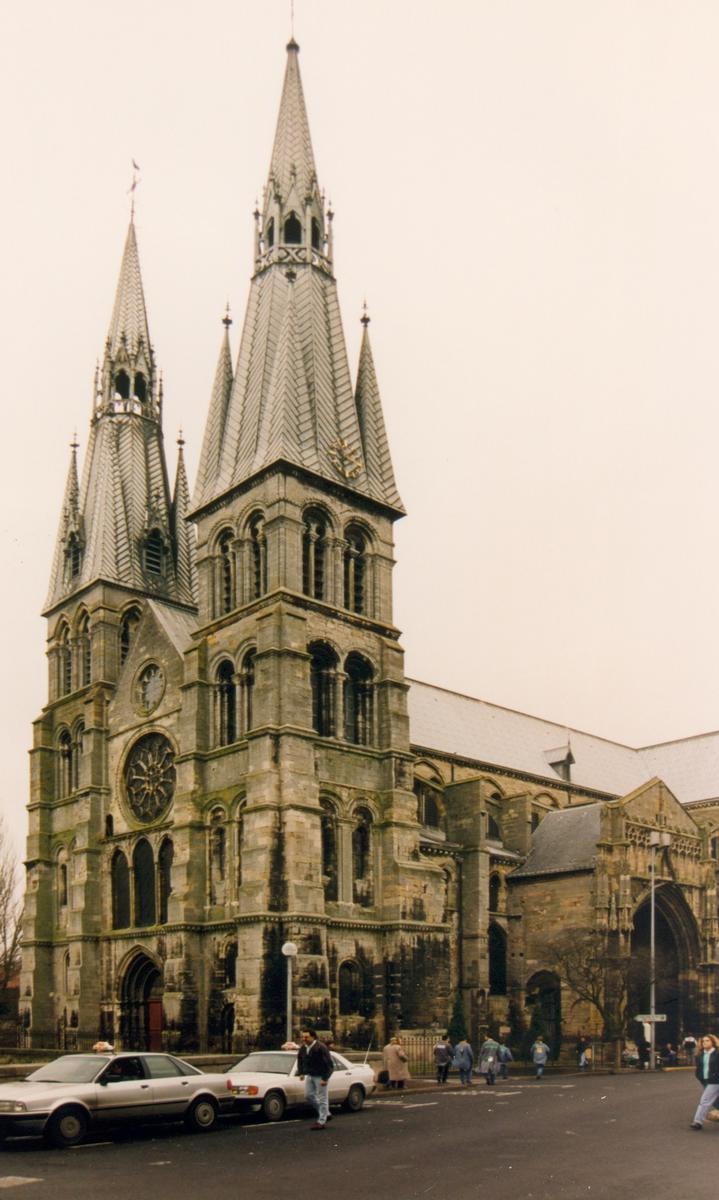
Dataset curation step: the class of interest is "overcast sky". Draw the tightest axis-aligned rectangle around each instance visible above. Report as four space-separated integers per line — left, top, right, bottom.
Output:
2 0 718 861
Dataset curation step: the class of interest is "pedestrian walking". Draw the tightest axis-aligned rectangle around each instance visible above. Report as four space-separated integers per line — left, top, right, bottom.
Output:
683 1033 697 1065
478 1035 500 1086
433 1035 454 1085
452 1038 474 1086
297 1027 334 1130
383 1035 411 1090
531 1037 551 1079
690 1034 719 1130
497 1039 513 1080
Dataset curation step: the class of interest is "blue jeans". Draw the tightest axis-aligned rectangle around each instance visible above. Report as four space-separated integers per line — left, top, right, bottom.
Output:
305 1075 329 1124
535 1063 545 1077
459 1068 472 1085
693 1083 719 1126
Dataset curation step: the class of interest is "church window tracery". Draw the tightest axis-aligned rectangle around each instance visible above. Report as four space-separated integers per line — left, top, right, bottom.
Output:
344 653 374 746
133 838 156 927
309 641 338 737
343 526 366 613
216 660 237 746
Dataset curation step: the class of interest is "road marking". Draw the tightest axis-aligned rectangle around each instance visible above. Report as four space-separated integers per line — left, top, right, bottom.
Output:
401 1102 438 1109
71 1142 113 1149
0 1180 43 1189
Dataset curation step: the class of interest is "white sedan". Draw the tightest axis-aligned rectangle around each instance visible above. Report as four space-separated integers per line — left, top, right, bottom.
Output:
225 1050 375 1121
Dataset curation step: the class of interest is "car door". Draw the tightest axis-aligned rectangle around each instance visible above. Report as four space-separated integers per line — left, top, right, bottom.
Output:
94 1056 154 1124
141 1054 197 1117
328 1054 354 1102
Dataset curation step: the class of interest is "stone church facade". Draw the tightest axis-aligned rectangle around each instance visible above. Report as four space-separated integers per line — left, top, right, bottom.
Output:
21 40 719 1054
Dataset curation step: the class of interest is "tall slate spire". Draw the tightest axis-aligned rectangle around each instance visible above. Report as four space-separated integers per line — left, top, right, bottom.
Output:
193 311 234 506
191 40 403 517
45 219 196 612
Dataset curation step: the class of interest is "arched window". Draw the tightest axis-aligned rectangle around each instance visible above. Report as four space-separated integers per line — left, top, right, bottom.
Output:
119 606 141 667
224 943 237 988
309 642 338 737
414 780 441 829
488 923 507 995
105 814 114 837
58 625 72 696
144 529 164 576
352 807 373 907
58 730 73 798
77 613 91 687
284 212 302 243
240 649 256 734
531 811 541 833
111 849 130 929
302 509 327 600
134 373 147 403
311 217 321 251
72 722 84 791
209 809 226 904
320 799 338 902
217 529 235 615
236 802 246 889
489 874 501 912
248 515 267 599
343 526 366 614
266 218 275 248
57 850 69 908
67 534 82 579
344 653 374 746
63 950 71 996
114 369 130 399
133 839 156 927
216 660 237 746
486 813 501 841
158 838 173 924
338 960 363 1015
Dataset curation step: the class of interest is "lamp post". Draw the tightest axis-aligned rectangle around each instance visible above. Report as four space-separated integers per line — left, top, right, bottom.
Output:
648 830 671 1071
281 941 298 1044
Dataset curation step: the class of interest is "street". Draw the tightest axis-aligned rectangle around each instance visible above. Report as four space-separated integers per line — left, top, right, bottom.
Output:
0 1071 712 1199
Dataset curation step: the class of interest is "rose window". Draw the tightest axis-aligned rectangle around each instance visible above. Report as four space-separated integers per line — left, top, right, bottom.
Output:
124 733 176 823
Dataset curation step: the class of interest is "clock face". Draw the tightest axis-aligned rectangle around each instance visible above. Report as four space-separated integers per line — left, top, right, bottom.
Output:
124 733 176 824
134 663 165 715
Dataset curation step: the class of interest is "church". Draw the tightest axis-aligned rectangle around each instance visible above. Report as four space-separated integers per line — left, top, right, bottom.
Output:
21 39 719 1056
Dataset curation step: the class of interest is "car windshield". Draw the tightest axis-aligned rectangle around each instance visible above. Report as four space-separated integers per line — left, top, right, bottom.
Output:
27 1056 106 1084
228 1052 295 1075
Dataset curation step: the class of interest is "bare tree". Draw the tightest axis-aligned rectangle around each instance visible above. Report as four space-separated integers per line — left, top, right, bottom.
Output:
0 820 22 992
546 927 642 1043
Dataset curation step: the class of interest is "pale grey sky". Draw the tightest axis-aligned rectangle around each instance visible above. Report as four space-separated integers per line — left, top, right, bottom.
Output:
2 0 719 860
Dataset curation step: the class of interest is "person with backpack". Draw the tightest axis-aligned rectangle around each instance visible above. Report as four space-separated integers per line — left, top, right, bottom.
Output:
433 1035 454 1085
478 1034 500 1086
531 1037 551 1079
452 1038 474 1086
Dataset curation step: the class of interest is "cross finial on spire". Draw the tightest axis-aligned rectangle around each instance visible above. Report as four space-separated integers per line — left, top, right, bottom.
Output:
70 430 79 454
128 159 141 220
177 427 185 449
223 302 233 329
361 300 370 327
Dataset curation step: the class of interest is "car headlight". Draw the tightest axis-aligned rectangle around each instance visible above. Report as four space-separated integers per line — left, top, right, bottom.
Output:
0 1101 27 1113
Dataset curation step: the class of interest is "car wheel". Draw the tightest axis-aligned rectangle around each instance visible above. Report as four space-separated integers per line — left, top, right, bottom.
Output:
184 1096 218 1133
45 1106 88 1148
344 1084 365 1112
262 1090 286 1122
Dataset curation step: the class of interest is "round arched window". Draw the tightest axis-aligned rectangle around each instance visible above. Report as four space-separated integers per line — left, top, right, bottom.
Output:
124 733 176 824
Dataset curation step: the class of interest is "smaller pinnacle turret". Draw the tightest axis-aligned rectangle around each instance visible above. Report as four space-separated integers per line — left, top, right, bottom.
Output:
354 314 404 513
193 312 235 509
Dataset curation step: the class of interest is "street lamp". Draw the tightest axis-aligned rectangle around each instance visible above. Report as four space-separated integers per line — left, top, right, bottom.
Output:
281 941 298 1044
649 830 671 1071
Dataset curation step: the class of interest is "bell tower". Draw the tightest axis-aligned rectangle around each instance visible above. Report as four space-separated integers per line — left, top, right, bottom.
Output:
188 40 448 1042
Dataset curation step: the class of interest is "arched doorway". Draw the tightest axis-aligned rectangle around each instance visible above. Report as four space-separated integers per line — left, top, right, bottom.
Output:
630 885 700 1047
525 970 562 1057
119 952 164 1050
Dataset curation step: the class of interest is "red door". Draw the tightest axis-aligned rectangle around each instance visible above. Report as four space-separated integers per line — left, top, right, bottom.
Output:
147 1000 163 1051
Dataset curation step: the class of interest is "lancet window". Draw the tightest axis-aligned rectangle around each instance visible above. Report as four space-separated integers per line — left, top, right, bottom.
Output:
158 838 173 925
133 839 156 927
209 808 226 905
217 529 235 615
343 526 367 614
352 807 374 907
58 624 72 697
77 612 91 687
320 799 338 902
302 509 328 600
144 529 164 576
119 606 141 667
309 642 338 738
239 649 256 734
344 653 374 746
57 730 73 798
284 212 302 243
248 515 267 599
111 849 130 929
216 660 237 746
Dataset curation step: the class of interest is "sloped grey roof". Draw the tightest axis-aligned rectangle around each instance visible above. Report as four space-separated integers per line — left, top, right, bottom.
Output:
407 679 719 805
511 805 602 877
147 601 196 657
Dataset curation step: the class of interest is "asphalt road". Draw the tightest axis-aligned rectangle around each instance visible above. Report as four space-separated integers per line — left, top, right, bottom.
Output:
0 1072 713 1200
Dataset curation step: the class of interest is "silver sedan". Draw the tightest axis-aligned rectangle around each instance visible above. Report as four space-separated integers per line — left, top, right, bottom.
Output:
226 1049 376 1121
0 1052 234 1146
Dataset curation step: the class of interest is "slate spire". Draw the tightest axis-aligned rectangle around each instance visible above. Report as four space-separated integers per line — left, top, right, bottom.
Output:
193 310 234 506
192 41 403 518
354 309 404 512
45 220 196 612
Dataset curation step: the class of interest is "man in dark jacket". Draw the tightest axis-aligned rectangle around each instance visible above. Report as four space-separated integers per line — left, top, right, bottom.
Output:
297 1028 334 1130
690 1034 719 1129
